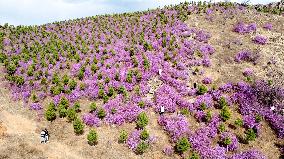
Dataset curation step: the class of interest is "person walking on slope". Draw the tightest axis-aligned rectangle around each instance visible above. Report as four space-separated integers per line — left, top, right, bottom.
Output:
40 129 46 143
160 105 165 115
40 128 49 143
158 69 162 76
44 128 49 143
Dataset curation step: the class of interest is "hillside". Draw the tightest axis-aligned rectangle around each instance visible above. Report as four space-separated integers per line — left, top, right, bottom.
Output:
0 1 283 159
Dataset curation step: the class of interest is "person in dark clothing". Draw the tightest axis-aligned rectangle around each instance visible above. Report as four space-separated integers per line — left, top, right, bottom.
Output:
193 83 197 88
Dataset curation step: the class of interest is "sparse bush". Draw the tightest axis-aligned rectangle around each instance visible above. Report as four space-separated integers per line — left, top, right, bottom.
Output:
15 76 24 86
41 77 47 85
200 102 207 110
245 76 253 83
52 74 60 84
73 101 80 112
138 101 145 108
97 108 106 119
102 94 109 103
60 97 69 107
136 112 149 129
73 118 84 135
79 83 86 90
134 85 140 95
218 97 228 109
175 137 191 154
91 63 98 73
220 106 231 121
136 141 149 154
69 79 77 90
143 56 150 70
107 86 114 97
118 86 125 93
205 111 212 122
218 123 226 133
67 108 77 121
104 76 110 83
90 102 97 112
221 137 232 146
180 108 190 116
97 72 102 80
78 69 84 80
188 152 200 159
140 129 149 140
62 74 69 85
7 62 16 75
87 129 98 145
267 79 273 86
0 52 7 63
235 118 243 127
136 71 142 82
98 89 105 98
197 84 208 95
118 130 128 143
48 102 56 111
58 104 68 118
50 86 62 95
27 66 34 76
114 73 120 81
45 102 57 121
111 108 117 114
126 71 133 83
245 128 257 141
118 86 127 97
129 48 135 56
255 114 262 123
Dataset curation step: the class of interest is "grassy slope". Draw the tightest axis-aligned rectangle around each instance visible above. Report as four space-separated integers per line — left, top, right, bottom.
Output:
0 3 284 159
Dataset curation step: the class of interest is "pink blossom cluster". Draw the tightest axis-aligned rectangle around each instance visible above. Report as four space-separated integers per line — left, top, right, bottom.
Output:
243 68 253 77
126 129 156 151
220 132 239 151
158 115 190 142
234 22 257 34
253 35 267 45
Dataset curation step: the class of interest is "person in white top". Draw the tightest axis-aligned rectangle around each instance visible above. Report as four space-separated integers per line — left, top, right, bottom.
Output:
158 69 162 76
40 128 49 143
270 106 276 111
40 130 46 143
160 105 165 115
